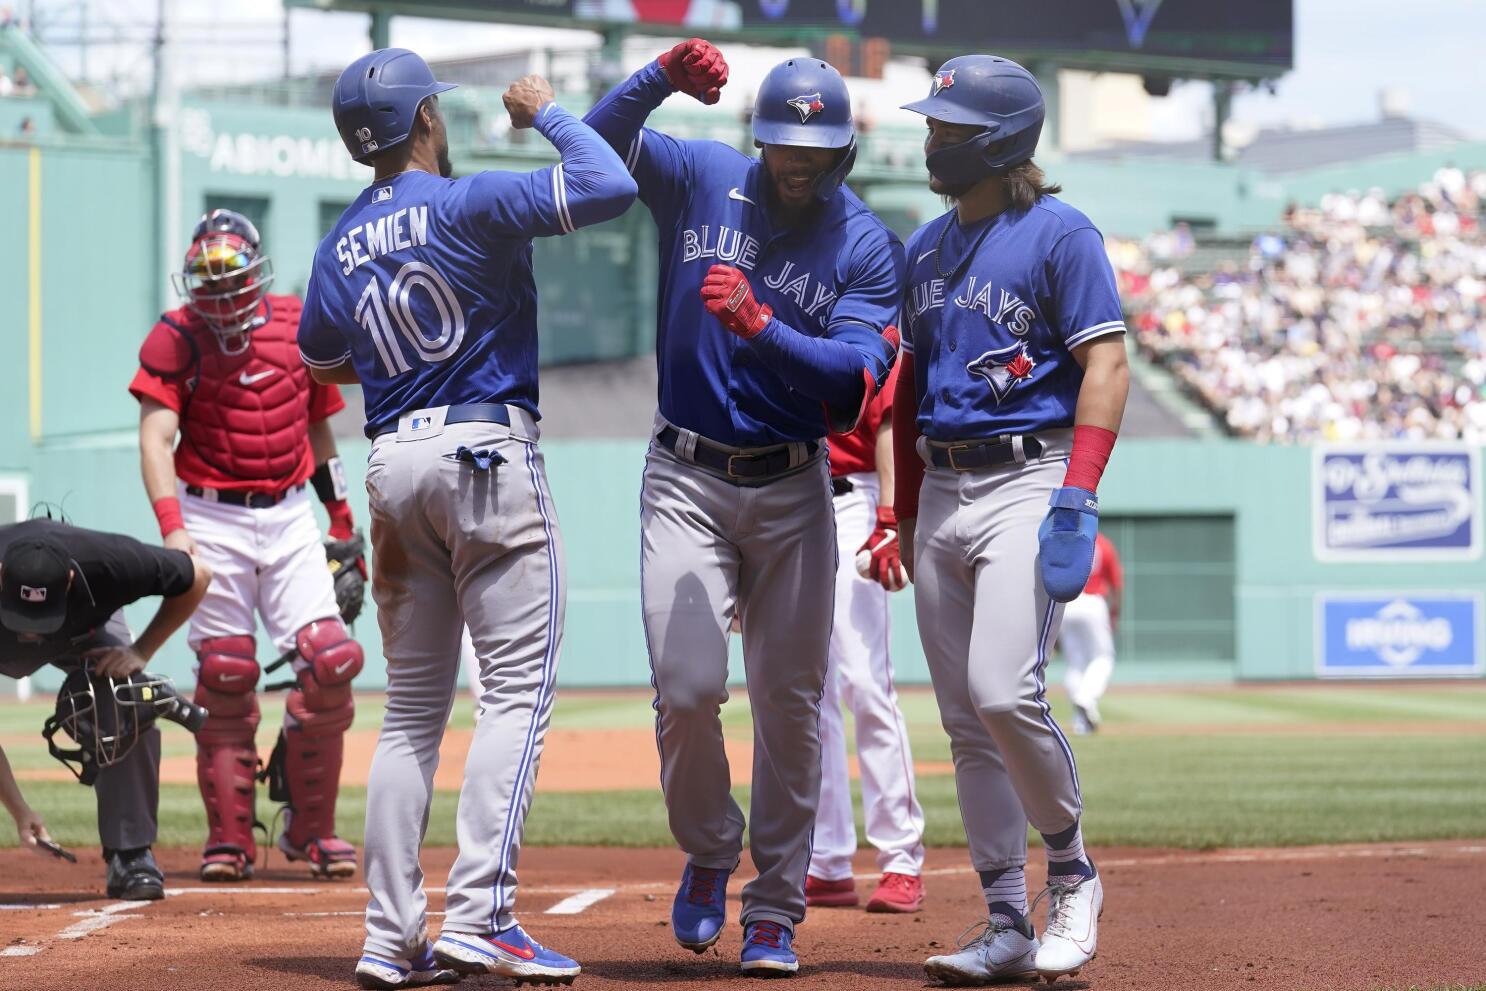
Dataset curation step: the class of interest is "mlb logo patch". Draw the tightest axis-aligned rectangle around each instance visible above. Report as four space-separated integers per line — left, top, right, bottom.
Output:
373 186 393 203
787 92 826 124
410 416 432 431
19 585 47 603
932 68 956 95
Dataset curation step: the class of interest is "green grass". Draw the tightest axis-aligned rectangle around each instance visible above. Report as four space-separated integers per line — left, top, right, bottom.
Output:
3 684 1484 851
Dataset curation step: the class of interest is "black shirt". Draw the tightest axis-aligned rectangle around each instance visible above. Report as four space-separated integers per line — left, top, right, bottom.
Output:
0 520 195 677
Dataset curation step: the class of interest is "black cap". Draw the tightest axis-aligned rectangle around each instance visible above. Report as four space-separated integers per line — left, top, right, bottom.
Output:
0 537 71 635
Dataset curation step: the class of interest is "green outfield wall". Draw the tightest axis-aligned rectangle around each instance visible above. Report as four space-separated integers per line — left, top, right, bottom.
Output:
8 433 1483 694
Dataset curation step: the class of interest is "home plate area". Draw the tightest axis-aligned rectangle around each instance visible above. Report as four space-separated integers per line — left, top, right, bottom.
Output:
3 843 1484 991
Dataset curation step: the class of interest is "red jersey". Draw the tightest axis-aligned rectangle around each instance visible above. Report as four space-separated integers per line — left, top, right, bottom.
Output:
129 294 344 495
1084 532 1123 599
827 359 900 478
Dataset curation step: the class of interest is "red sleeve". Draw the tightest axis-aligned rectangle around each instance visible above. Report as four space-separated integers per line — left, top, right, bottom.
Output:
868 356 900 434
892 351 924 518
129 366 187 413
309 381 347 422
1100 535 1124 594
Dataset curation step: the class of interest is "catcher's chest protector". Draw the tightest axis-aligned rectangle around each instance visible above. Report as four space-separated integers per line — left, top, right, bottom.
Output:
175 297 315 483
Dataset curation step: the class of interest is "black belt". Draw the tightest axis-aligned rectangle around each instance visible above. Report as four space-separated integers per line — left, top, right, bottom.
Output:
657 426 818 483
928 435 1043 471
831 477 854 497
375 402 511 439
185 483 304 509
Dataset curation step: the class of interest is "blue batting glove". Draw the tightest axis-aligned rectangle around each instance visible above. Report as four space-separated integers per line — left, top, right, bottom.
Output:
1038 486 1099 603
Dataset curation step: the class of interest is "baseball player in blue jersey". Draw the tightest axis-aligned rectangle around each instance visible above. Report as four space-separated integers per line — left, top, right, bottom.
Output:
296 49 636 990
890 56 1130 985
583 41 904 976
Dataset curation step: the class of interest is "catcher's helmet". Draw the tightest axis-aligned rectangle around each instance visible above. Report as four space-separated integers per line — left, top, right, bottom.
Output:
900 55 1045 187
752 58 857 201
172 209 274 355
43 669 204 785
333 48 457 165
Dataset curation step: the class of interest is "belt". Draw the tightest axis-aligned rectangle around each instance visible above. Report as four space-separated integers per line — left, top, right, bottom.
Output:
375 402 512 439
831 477 854 497
657 426 818 483
185 483 304 509
928 435 1043 471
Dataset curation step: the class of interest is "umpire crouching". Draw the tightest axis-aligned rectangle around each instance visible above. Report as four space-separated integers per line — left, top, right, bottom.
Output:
0 519 211 899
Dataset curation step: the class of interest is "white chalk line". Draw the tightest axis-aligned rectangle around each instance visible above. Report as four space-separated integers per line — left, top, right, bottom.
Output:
544 888 616 915
0 904 60 911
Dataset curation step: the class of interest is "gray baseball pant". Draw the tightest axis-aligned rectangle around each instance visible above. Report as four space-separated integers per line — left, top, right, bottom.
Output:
640 422 836 931
911 429 1083 872
360 407 565 961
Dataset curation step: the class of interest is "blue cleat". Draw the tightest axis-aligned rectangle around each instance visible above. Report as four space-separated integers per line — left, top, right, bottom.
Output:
739 920 798 977
354 945 460 989
432 925 580 986
672 863 732 953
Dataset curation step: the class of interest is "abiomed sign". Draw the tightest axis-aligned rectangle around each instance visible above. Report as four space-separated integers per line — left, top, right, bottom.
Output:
1313 444 1481 561
1315 593 1483 678
179 108 369 182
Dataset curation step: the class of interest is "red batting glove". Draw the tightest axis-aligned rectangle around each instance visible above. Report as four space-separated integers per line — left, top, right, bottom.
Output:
658 38 728 105
857 506 909 592
325 499 355 542
701 264 772 339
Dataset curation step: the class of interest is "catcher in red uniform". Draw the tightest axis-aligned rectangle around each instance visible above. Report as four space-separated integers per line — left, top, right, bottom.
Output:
129 209 367 882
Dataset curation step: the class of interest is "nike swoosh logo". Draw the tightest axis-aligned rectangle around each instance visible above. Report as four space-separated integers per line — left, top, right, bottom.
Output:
240 370 276 386
489 938 536 961
219 674 245 683
333 659 356 677
916 249 938 263
728 188 755 205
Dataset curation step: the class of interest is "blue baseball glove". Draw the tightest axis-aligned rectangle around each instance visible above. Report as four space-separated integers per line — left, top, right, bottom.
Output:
1038 486 1099 603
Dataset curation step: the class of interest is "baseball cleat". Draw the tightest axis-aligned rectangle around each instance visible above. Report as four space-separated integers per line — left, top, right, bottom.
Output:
199 845 253 883
865 872 924 913
924 916 1038 986
804 875 858 908
279 834 358 879
105 847 165 901
1034 872 1102 980
739 920 798 977
432 925 580 985
672 863 732 953
354 946 460 989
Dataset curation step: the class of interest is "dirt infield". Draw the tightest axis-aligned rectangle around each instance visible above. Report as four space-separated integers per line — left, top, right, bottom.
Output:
3 841 1483 991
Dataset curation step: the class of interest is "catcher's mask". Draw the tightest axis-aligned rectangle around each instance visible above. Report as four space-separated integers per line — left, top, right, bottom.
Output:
171 209 275 355
42 669 207 786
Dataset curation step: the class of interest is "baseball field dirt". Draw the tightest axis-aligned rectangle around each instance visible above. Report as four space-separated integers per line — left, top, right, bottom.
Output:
2 840 1483 990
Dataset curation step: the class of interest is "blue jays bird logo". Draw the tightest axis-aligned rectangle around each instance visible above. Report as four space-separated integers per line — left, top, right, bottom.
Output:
932 68 956 95
787 92 826 123
966 342 1036 404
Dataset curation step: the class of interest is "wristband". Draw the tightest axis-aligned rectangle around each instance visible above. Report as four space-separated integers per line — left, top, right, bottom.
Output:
312 456 350 503
1063 424 1117 493
152 497 184 539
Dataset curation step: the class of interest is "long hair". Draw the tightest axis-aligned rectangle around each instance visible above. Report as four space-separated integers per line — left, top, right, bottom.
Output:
1003 159 1061 211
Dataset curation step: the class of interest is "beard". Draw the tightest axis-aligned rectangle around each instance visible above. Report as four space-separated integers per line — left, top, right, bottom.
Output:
437 145 454 179
929 172 975 199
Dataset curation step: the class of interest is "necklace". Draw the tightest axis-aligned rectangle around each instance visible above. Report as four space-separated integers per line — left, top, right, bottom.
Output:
933 211 995 282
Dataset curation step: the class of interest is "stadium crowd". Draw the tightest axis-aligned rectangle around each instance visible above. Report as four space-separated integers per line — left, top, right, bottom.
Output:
1113 166 1486 443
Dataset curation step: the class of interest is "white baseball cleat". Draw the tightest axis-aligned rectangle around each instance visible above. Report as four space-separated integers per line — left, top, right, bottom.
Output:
1034 872 1103 981
924 917 1039 986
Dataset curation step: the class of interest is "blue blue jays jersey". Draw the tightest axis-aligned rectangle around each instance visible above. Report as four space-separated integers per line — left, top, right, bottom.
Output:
589 68 904 447
901 197 1125 440
298 104 635 438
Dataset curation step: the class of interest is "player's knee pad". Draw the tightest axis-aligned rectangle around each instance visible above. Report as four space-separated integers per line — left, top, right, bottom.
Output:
291 619 363 712
193 636 261 747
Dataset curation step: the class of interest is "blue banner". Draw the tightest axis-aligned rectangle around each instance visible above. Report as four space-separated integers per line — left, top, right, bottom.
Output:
1313 446 1481 560
1316 594 1483 677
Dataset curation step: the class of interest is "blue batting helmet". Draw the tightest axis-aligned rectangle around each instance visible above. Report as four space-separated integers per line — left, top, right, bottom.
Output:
752 58 857 200
332 48 457 164
900 55 1044 187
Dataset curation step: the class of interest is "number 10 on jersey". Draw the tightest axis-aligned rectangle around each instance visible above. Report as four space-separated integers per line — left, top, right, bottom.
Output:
356 261 466 375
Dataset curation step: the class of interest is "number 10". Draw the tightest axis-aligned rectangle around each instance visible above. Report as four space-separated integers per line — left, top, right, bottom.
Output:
355 261 466 376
